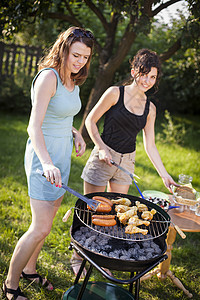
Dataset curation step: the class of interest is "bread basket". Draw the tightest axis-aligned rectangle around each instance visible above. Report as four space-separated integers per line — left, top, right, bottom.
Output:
171 184 200 206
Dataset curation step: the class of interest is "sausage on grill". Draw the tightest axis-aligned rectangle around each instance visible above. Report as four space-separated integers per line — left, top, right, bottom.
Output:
92 214 115 220
92 217 116 227
92 196 113 207
87 202 112 213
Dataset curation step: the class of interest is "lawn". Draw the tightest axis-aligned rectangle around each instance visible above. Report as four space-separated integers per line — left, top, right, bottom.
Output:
0 112 200 300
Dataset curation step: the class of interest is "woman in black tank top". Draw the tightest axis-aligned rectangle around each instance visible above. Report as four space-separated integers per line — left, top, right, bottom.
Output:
81 48 178 196
70 48 179 277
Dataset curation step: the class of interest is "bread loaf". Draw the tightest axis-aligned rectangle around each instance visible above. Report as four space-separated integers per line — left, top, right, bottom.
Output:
175 186 196 200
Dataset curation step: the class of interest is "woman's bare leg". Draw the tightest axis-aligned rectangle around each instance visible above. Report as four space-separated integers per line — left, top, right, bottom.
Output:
107 182 130 194
22 239 45 274
23 196 62 275
5 195 63 300
84 181 106 194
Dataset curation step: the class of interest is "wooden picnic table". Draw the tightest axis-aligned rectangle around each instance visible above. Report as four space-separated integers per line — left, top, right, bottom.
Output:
141 195 200 298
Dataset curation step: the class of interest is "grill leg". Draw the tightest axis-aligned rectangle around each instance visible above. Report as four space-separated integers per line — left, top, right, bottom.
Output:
129 272 140 300
129 272 134 294
77 264 93 300
74 259 87 285
134 277 140 300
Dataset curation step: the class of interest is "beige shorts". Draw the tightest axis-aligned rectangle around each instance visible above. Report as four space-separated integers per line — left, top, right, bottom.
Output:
81 145 136 186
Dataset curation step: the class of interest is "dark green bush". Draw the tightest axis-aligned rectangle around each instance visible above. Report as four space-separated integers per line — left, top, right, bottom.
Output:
0 75 31 113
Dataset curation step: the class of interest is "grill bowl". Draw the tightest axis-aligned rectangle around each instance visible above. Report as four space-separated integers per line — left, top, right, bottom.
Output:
70 192 170 272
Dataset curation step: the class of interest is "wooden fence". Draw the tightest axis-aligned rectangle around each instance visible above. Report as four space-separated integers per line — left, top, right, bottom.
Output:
0 41 42 78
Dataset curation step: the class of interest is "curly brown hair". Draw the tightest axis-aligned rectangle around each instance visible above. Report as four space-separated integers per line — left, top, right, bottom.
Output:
130 48 162 91
38 27 94 86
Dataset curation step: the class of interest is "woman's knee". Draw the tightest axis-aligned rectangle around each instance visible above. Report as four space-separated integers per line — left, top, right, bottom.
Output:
39 226 52 239
29 223 52 241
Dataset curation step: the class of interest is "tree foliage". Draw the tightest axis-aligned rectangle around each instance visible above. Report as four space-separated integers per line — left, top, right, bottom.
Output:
0 0 199 137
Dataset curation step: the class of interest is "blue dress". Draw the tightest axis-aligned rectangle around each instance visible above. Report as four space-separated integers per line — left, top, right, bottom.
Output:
24 68 81 200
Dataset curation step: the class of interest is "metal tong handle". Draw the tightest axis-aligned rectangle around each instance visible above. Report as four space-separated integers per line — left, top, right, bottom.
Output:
36 169 100 211
110 160 140 180
110 160 145 199
61 184 100 211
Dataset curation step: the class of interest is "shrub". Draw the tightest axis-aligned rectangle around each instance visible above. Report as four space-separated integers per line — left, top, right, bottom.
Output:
157 110 186 144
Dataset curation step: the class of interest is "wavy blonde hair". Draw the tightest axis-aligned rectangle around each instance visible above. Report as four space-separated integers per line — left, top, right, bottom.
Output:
38 27 94 86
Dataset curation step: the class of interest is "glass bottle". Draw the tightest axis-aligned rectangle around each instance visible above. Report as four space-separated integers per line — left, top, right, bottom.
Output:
178 174 193 185
195 201 200 216
178 174 196 211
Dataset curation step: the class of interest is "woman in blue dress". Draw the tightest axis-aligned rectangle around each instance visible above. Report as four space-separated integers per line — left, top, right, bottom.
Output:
3 27 94 300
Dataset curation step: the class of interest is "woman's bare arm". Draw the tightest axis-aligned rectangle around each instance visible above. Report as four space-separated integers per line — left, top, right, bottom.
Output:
27 70 62 187
143 102 177 192
85 86 119 165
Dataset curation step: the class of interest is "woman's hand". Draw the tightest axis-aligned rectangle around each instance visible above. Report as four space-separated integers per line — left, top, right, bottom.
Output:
42 163 62 188
162 175 179 193
73 128 86 157
99 148 112 166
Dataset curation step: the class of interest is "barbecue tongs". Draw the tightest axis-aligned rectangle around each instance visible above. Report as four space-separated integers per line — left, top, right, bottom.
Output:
110 160 145 199
36 169 100 212
110 160 140 181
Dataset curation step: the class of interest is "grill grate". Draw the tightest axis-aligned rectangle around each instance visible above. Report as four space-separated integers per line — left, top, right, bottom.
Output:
74 200 169 242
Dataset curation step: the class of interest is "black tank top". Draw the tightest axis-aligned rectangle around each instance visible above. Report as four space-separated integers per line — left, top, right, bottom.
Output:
101 86 150 154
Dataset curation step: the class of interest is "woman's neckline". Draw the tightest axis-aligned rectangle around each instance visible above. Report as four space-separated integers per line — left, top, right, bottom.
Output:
122 86 147 117
54 68 75 93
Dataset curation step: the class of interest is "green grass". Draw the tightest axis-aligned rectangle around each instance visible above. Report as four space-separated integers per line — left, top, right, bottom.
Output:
0 112 200 299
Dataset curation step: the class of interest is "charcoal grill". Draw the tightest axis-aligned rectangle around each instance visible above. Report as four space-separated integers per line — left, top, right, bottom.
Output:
63 192 169 300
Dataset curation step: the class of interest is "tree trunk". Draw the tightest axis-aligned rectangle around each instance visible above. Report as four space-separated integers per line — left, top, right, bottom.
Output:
79 67 116 140
79 29 137 140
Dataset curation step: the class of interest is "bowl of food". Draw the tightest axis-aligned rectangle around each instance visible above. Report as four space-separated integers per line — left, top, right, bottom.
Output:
142 190 170 211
